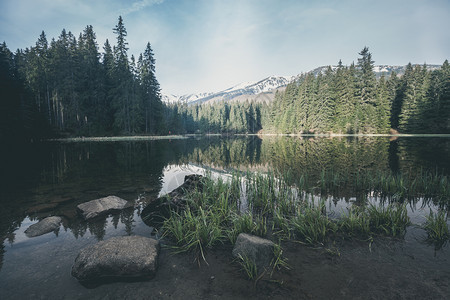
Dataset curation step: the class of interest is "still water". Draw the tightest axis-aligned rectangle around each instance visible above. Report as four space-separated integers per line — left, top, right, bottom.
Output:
0 136 449 299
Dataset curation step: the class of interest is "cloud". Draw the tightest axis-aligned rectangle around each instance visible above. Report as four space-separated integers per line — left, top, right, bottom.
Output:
120 0 165 15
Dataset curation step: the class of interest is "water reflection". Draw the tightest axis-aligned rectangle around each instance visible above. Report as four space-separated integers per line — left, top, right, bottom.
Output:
0 136 449 271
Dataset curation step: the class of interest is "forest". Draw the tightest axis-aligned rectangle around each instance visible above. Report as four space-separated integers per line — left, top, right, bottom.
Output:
1 16 449 142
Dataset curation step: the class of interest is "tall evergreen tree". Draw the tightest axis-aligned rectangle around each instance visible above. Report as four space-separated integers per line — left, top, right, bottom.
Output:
111 16 133 134
139 42 162 134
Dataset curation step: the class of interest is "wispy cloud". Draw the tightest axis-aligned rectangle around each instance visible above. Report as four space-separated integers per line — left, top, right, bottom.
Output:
120 0 165 15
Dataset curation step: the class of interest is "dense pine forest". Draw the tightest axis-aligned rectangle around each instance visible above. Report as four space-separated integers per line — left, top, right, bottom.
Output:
0 16 163 141
174 49 450 135
1 17 449 142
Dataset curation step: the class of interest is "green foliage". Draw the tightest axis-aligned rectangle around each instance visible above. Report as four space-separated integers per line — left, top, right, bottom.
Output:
237 254 258 280
2 16 164 137
290 203 336 245
161 207 224 264
4 33 450 137
366 203 409 237
227 212 268 244
339 206 371 238
424 210 449 246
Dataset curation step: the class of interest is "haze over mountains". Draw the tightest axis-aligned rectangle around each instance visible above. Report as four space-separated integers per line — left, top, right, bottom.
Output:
163 64 441 105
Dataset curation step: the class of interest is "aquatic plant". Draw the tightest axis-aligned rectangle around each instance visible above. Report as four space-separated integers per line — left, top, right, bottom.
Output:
270 242 290 275
290 203 336 245
160 169 446 265
339 206 371 239
367 203 409 237
424 210 449 245
237 254 258 280
227 212 267 244
162 207 224 263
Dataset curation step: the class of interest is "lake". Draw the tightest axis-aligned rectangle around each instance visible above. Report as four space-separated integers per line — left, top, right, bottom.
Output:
0 135 449 299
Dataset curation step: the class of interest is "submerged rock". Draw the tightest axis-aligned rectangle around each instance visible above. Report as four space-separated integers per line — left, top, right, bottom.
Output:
232 233 275 270
71 236 160 282
77 196 131 220
141 174 204 226
25 216 62 237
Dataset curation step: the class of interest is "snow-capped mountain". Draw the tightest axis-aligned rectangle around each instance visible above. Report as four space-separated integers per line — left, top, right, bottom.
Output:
162 75 292 105
162 64 441 105
309 64 441 78
162 92 215 104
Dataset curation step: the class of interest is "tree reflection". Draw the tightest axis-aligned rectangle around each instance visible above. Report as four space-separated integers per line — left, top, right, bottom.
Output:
0 136 448 249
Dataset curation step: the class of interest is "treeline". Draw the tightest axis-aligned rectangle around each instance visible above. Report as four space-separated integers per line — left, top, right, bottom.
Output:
2 30 449 140
165 47 449 135
0 16 164 140
171 101 267 134
268 48 450 134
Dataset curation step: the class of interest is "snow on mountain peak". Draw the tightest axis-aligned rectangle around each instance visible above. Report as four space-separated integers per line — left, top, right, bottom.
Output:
162 75 291 105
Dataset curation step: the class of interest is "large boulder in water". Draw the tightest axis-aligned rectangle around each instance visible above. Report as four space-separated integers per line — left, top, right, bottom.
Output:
77 196 131 220
71 236 160 282
141 174 204 226
25 216 62 237
232 233 275 270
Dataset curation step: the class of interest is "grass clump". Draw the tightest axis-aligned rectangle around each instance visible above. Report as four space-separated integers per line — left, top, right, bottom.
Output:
162 207 224 264
424 210 449 247
227 212 267 244
160 169 446 266
339 206 371 239
237 254 258 280
290 203 336 245
367 203 409 237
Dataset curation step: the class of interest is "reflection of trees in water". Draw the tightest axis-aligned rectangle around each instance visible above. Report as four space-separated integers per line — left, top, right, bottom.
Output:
182 137 262 168
263 137 390 178
87 217 107 241
67 208 136 241
1 137 448 248
179 136 393 181
120 209 135 236
397 138 450 175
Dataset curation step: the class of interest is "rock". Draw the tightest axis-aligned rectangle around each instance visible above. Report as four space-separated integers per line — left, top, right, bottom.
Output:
71 236 160 282
25 216 62 237
77 196 131 220
232 233 275 270
141 174 204 226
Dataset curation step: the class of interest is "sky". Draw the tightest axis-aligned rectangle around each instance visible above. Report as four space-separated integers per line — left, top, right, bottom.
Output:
1 0 450 95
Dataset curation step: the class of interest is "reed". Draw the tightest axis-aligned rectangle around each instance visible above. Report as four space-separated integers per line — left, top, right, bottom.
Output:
290 203 336 245
160 168 446 264
339 206 371 239
366 203 409 237
237 254 258 280
161 206 224 263
424 210 449 245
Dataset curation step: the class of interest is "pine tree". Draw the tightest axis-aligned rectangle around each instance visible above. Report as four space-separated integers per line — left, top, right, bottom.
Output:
356 47 377 132
111 16 133 134
139 42 162 134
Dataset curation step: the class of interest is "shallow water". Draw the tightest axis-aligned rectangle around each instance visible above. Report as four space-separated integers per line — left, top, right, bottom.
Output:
0 136 449 299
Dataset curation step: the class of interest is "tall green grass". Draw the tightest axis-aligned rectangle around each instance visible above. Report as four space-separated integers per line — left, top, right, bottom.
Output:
160 168 447 264
424 210 449 247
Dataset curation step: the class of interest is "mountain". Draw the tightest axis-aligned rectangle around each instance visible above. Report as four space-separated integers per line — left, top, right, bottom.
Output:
309 64 441 78
162 75 292 105
162 64 442 105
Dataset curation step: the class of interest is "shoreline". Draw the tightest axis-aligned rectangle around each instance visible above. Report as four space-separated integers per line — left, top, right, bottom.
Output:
49 135 188 142
48 132 450 142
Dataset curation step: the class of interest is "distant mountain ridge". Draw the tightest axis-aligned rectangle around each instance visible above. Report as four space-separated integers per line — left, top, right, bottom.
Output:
162 64 441 105
309 64 441 78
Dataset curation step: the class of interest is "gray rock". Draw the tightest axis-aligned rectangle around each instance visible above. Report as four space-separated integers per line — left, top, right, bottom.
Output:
71 236 160 282
77 196 130 220
232 233 275 270
25 216 62 237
